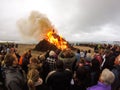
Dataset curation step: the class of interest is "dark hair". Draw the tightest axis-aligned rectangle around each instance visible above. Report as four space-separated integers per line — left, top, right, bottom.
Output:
88 49 91 53
76 67 87 81
75 66 91 87
4 53 16 66
91 58 100 72
56 60 64 71
77 49 80 53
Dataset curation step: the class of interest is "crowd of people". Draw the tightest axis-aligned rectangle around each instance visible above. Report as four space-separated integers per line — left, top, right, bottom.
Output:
0 43 120 90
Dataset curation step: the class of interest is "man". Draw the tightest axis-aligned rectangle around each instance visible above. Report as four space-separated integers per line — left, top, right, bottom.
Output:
46 60 72 90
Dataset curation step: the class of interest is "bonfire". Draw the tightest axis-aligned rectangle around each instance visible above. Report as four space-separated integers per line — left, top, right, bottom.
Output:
34 29 74 52
17 11 74 51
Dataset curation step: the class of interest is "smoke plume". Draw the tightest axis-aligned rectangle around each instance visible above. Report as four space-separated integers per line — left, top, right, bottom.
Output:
17 11 53 41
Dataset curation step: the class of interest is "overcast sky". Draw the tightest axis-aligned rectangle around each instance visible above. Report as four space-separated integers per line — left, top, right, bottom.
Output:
0 0 120 43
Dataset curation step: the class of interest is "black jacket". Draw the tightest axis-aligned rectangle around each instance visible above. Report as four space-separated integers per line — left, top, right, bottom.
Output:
46 69 72 90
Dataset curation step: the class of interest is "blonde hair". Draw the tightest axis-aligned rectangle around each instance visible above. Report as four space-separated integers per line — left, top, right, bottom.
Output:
30 57 38 64
99 68 115 85
27 69 40 90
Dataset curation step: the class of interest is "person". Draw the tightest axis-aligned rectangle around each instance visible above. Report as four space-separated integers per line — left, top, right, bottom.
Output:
27 69 43 90
46 50 57 72
70 66 90 90
87 68 115 90
3 53 27 90
19 52 30 73
75 49 80 62
93 50 103 65
46 60 72 90
111 54 120 90
80 50 85 58
28 57 41 71
90 58 101 86
58 49 77 72
0 57 4 90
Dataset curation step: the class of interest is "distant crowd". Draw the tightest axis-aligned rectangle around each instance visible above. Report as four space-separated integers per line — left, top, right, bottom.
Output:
0 43 120 90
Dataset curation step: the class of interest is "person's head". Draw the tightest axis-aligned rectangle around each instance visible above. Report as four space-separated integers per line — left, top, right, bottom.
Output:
76 49 80 53
75 67 88 82
114 54 120 65
78 58 85 67
4 53 18 67
27 69 40 90
49 50 56 57
56 60 64 71
30 57 38 64
61 49 74 58
99 68 115 85
88 49 91 53
94 50 99 53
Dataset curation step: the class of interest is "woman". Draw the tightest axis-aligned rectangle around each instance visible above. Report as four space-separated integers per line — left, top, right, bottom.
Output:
27 69 43 90
4 53 27 90
87 68 115 90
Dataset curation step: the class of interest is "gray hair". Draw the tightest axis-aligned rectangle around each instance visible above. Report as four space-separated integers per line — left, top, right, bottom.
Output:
99 68 115 85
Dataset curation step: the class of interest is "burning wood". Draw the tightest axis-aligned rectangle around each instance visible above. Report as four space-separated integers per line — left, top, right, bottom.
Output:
34 29 75 52
46 29 68 50
17 11 75 51
34 39 58 52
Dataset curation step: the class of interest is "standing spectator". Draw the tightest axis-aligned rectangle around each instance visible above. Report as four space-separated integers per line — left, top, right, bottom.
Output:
46 60 72 90
70 66 90 90
4 53 27 90
46 50 57 71
86 49 92 61
28 57 42 76
80 50 85 58
93 50 103 65
75 49 80 62
27 69 43 90
58 49 77 72
19 52 30 73
90 58 101 86
87 68 115 90
0 56 4 90
111 54 120 90
27 50 32 60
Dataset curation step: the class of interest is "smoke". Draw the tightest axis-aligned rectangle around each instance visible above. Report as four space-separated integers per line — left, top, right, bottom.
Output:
17 11 53 41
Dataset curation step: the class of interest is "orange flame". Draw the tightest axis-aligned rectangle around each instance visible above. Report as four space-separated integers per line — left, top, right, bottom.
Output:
46 30 68 50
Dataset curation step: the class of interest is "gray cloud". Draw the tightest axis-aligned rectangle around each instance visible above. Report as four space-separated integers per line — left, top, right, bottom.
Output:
0 0 120 42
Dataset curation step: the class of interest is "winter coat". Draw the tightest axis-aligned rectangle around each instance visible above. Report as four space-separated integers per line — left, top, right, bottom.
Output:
58 51 76 71
4 66 27 90
111 65 120 90
46 69 72 90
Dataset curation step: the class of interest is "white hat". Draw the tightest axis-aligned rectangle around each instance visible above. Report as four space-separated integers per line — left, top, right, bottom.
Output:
49 50 56 56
